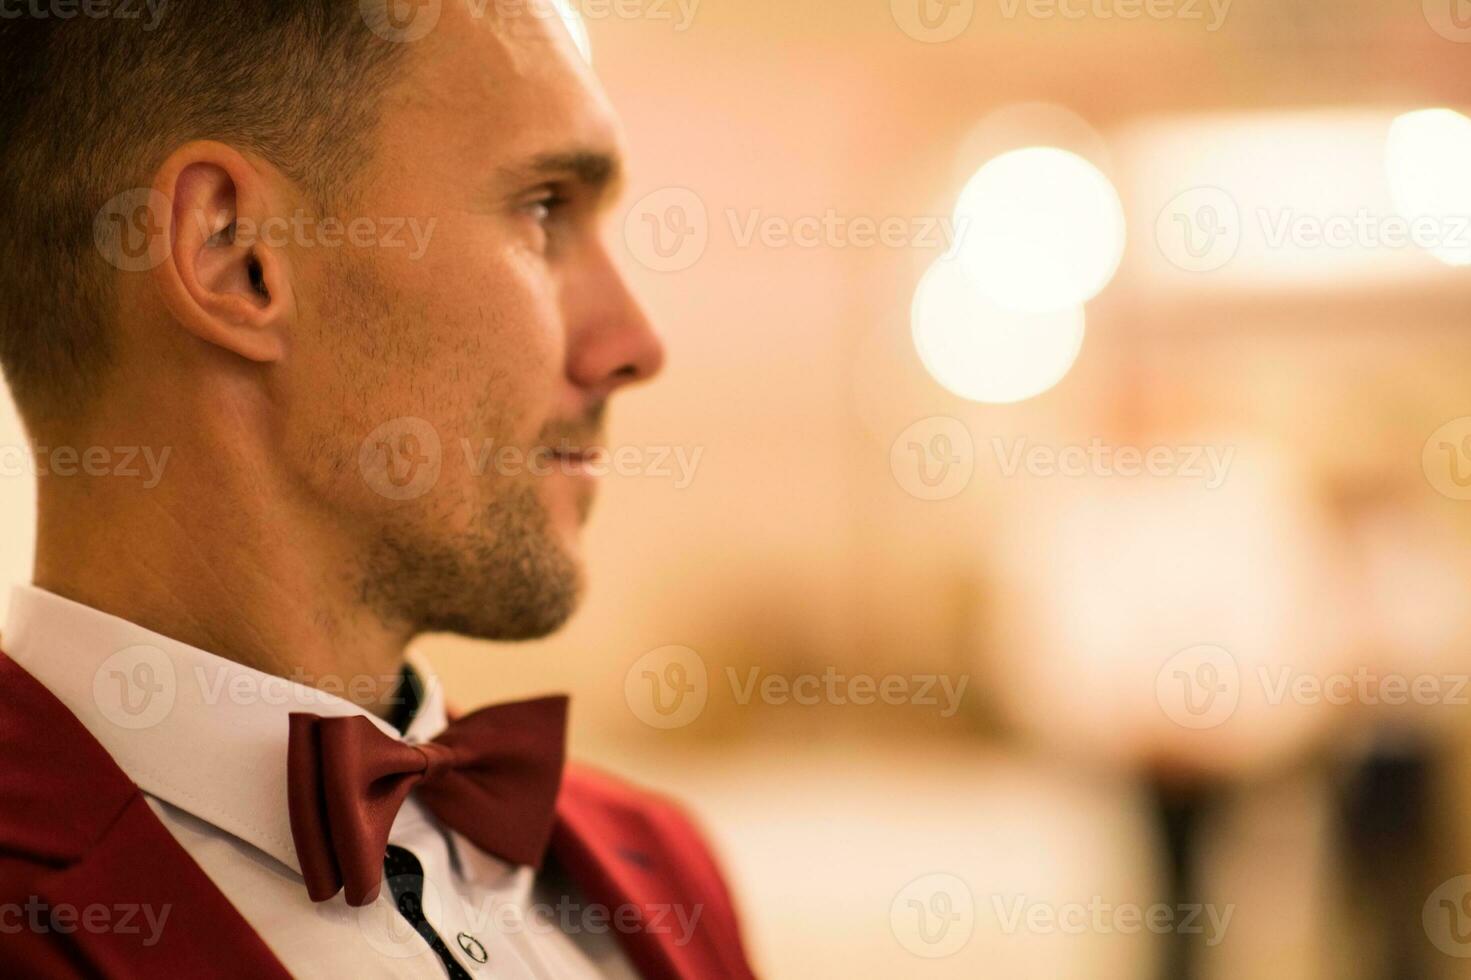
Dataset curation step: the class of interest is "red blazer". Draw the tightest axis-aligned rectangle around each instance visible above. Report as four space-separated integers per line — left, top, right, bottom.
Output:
0 650 758 979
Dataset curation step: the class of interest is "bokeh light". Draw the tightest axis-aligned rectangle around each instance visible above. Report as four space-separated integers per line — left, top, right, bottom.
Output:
1385 108 1471 267
911 254 1085 404
952 147 1126 313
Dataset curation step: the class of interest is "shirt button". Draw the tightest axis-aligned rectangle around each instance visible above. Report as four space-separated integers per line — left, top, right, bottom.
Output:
456 932 489 964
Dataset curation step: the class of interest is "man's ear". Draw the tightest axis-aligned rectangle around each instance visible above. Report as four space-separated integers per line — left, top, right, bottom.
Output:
150 141 293 364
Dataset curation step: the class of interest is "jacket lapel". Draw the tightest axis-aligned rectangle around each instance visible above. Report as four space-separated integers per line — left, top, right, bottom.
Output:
0 650 291 979
552 766 756 980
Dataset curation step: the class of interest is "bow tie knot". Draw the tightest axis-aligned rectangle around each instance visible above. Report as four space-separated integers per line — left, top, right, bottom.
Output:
410 739 459 780
287 696 569 907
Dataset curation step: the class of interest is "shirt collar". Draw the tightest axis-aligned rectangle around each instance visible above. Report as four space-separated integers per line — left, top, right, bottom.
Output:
1 584 448 877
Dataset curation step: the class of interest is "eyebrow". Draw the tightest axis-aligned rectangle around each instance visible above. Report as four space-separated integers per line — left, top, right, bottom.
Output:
504 150 623 194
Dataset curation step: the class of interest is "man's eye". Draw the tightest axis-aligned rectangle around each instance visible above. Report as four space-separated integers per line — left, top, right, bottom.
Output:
526 191 570 224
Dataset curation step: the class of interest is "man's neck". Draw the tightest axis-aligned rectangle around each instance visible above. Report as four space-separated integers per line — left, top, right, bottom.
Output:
31 460 413 720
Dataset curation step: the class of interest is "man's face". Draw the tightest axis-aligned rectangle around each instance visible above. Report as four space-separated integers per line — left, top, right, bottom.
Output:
283 1 663 640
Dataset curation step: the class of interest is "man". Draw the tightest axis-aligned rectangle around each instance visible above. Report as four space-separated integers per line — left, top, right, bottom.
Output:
0 1 757 977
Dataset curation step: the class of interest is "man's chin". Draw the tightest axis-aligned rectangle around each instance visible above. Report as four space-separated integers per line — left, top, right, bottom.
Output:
366 493 586 642
421 565 584 642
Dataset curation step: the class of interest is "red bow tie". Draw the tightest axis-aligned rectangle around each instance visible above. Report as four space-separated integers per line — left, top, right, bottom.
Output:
286 696 569 907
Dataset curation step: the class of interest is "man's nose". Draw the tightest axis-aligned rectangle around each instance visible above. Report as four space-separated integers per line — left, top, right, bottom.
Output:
565 247 666 397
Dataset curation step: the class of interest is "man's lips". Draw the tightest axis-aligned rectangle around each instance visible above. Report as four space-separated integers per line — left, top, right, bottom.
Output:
543 446 608 472
548 447 605 461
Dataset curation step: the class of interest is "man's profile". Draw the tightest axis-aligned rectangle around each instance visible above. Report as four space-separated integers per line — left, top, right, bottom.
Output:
0 2 756 977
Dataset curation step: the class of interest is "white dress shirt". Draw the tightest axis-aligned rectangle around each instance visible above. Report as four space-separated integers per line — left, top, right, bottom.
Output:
2 585 638 979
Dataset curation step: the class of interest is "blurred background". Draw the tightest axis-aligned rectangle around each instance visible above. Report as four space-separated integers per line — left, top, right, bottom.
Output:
7 0 1471 976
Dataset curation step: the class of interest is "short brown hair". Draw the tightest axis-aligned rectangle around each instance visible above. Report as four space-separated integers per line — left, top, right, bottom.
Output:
0 2 410 425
